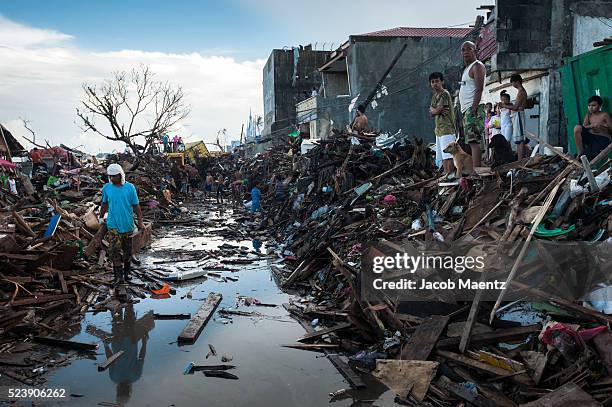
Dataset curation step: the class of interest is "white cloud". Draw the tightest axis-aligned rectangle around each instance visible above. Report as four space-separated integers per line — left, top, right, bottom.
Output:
0 16 73 47
0 16 264 154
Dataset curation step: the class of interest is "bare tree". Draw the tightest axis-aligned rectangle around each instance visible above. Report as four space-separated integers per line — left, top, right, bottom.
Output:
20 118 51 149
76 65 190 157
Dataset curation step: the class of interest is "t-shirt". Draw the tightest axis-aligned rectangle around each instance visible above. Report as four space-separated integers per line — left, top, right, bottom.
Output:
102 182 139 233
431 90 455 136
251 187 261 213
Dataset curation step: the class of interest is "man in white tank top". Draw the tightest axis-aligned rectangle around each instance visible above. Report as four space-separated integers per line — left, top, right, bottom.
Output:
458 41 486 168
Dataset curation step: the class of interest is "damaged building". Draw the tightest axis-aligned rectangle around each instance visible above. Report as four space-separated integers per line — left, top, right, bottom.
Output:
298 27 478 142
479 0 612 149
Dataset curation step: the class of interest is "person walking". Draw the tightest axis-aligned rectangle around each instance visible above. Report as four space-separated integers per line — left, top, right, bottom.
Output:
98 164 145 286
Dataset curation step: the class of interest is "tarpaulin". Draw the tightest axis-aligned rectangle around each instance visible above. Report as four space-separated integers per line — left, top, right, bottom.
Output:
0 159 16 169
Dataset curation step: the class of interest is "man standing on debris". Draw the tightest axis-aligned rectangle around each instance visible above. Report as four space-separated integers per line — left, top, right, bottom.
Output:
501 74 528 160
99 164 145 285
353 104 369 131
458 41 486 168
429 72 456 176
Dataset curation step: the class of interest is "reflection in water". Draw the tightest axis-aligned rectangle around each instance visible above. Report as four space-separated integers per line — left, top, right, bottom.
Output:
87 305 155 404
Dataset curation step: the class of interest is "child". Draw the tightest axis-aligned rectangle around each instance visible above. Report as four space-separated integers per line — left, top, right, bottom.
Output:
499 91 513 144
573 95 611 159
489 106 502 140
428 72 456 176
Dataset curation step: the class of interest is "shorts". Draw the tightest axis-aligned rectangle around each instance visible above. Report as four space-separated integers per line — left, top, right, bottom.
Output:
107 229 133 266
205 184 212 192
512 111 528 144
581 127 611 160
462 104 485 149
435 134 455 162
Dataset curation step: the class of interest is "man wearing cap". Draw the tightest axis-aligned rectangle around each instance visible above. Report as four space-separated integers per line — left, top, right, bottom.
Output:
99 163 145 285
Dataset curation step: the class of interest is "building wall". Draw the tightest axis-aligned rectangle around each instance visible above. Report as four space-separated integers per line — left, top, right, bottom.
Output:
261 48 327 145
322 71 350 97
572 15 612 56
346 35 470 142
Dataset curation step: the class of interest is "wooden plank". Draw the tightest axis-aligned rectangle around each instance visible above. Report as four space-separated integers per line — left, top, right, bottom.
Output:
437 325 540 349
1 293 75 307
521 351 547 385
436 350 533 386
34 336 98 351
400 315 449 360
298 322 352 342
57 271 68 294
373 360 438 401
326 354 365 389
97 350 125 371
520 382 602 407
460 271 487 353
177 292 222 344
153 313 191 320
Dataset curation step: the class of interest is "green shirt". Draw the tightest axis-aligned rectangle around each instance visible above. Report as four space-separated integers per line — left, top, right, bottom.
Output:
431 90 456 137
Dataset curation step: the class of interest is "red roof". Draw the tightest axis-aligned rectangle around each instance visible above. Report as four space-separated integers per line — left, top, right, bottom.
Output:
358 27 473 38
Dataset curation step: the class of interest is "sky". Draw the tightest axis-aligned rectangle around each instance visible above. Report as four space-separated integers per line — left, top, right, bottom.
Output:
0 0 484 154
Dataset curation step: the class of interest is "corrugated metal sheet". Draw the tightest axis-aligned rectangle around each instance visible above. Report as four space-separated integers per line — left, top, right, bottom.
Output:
477 22 497 62
358 27 473 38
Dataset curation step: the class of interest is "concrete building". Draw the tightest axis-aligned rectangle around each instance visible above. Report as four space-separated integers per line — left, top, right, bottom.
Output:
297 27 477 142
479 0 612 148
261 46 328 148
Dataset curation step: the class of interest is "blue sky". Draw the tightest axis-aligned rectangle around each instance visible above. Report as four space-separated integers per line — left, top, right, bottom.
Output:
2 0 484 60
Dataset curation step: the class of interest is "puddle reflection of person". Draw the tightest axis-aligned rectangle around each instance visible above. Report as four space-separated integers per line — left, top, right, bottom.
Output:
87 305 155 404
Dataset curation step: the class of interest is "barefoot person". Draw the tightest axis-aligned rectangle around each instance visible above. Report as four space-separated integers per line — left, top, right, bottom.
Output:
458 41 486 168
99 163 145 286
573 95 611 160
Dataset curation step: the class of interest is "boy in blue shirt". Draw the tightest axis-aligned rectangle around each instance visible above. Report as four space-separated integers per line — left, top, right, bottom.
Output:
99 164 145 285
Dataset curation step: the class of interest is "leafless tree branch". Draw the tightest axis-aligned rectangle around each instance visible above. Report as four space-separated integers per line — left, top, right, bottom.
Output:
75 64 190 156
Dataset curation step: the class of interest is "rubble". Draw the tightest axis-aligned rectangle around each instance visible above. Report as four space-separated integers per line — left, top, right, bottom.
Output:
0 149 197 385
227 129 612 405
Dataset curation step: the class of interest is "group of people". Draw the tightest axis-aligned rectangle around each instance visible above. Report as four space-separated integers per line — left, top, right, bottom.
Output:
161 134 185 153
202 170 262 215
431 41 610 177
170 162 199 195
0 170 18 195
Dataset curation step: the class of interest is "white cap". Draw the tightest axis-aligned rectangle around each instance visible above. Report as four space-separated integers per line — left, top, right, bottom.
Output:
107 163 124 176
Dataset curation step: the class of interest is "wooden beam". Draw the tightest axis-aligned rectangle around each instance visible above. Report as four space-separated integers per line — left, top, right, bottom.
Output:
1 293 75 307
327 354 365 389
437 325 540 349
298 322 352 342
177 292 222 344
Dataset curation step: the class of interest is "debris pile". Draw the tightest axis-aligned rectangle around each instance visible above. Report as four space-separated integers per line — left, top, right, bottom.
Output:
253 132 612 405
0 151 198 385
